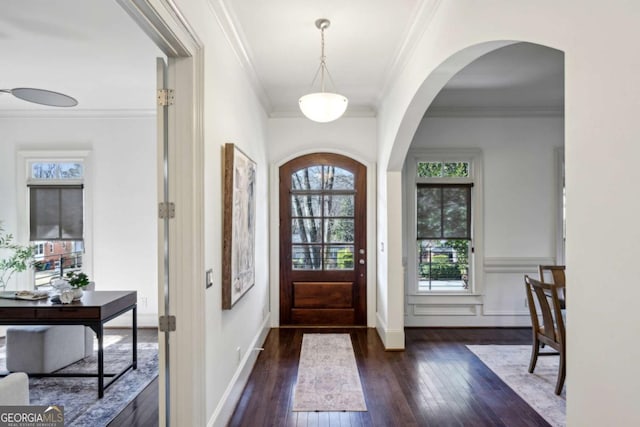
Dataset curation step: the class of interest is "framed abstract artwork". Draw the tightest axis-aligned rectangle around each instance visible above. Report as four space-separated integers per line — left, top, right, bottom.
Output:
222 143 257 309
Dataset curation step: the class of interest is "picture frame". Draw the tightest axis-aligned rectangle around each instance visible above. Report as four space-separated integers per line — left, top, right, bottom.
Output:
222 143 257 309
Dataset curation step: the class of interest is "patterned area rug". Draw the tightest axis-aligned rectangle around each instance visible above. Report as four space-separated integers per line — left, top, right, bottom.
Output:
1 336 158 426
467 345 565 427
293 333 367 412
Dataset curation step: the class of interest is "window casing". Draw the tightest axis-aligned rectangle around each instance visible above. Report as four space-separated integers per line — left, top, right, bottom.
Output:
25 158 86 287
406 149 481 294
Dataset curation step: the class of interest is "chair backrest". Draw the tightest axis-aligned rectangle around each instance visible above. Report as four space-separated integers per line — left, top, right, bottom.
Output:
539 264 565 303
524 275 565 348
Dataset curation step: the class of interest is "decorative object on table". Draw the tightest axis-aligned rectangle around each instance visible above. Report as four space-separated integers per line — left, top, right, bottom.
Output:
0 222 35 291
0 87 78 107
222 143 257 309
65 271 91 300
59 289 75 304
298 18 348 123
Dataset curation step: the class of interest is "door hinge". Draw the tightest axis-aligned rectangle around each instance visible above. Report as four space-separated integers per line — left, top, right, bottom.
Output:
159 315 176 332
158 202 175 219
157 89 174 106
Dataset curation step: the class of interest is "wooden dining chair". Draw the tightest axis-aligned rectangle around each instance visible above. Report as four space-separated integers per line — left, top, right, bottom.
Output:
539 264 566 308
524 275 566 395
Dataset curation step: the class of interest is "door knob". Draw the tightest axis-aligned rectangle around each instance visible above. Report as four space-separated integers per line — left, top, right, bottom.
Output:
359 259 365 265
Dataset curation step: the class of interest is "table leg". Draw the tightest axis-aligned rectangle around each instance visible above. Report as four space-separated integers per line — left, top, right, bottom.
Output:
133 304 138 369
97 323 104 398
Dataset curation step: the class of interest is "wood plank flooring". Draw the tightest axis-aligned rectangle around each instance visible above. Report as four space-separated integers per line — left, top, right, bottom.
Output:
107 328 158 427
229 328 550 427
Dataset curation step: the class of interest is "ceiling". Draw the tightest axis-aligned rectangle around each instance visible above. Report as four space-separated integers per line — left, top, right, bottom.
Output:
0 0 563 115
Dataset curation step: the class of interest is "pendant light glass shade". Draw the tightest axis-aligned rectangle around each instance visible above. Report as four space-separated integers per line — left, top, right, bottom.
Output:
299 19 348 123
299 92 348 123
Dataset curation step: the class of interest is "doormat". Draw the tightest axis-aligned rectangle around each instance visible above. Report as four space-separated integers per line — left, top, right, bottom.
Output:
293 333 367 412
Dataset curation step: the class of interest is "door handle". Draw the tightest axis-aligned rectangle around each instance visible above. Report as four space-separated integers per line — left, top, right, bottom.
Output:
359 259 365 265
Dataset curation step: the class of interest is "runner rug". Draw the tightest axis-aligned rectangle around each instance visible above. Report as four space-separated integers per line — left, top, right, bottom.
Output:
1 337 158 427
293 333 367 412
467 345 565 427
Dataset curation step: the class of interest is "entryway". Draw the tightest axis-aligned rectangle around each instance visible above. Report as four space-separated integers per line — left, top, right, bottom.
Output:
279 153 367 326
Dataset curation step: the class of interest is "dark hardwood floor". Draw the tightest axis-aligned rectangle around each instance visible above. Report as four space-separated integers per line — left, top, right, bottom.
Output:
229 328 550 427
107 328 159 427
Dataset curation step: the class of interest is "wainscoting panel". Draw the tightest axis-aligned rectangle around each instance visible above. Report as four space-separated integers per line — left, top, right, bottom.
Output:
406 256 554 326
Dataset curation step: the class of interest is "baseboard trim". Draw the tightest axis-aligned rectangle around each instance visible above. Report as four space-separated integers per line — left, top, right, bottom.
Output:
208 313 271 427
103 312 157 328
375 313 405 350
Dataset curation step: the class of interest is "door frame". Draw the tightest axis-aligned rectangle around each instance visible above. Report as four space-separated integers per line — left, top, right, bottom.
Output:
270 149 377 328
116 1 204 426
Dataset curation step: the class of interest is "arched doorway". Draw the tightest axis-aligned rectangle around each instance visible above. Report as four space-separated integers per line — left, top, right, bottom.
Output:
279 153 367 326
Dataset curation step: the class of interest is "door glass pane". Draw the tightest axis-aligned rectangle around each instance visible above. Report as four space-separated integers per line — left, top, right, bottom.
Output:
324 219 354 243
291 166 323 190
292 219 322 243
324 194 354 217
292 245 323 270
291 194 321 217
324 166 354 190
324 245 354 270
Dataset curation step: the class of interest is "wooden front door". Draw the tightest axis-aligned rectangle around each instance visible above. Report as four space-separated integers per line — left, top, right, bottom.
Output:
279 153 367 326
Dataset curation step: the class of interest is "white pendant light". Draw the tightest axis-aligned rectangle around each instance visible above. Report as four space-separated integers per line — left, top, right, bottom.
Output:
298 19 348 123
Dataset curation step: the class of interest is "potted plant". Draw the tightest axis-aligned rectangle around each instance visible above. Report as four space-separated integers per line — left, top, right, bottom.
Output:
65 271 91 299
0 222 35 291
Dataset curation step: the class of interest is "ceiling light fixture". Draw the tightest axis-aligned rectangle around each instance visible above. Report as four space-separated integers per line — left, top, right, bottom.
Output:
0 87 78 107
298 18 348 123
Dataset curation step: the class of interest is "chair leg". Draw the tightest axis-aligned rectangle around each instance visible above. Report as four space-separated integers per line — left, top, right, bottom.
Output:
528 338 540 373
555 349 566 395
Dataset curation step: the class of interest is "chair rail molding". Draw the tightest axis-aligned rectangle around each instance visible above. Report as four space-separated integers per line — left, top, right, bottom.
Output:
483 257 556 274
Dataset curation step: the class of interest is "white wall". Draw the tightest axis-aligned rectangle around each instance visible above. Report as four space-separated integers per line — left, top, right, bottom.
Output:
377 1 640 425
168 2 271 425
0 115 158 326
405 115 563 326
267 117 378 327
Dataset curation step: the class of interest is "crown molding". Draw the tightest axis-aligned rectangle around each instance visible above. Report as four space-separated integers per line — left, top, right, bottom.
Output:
207 0 272 113
377 0 443 106
0 109 156 119
425 106 564 118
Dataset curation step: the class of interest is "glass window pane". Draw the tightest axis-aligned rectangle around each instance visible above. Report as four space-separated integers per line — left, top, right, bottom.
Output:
443 162 469 177
291 166 323 190
291 194 321 217
416 187 442 238
324 194 354 217
60 188 83 239
31 162 59 179
324 166 354 190
30 188 60 239
291 219 322 243
324 219 354 243
292 245 322 270
30 162 83 180
58 162 83 179
324 245 354 270
417 162 443 177
442 187 469 238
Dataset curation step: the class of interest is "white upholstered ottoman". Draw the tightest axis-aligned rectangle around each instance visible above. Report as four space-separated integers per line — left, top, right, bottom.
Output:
6 325 93 373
